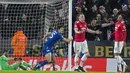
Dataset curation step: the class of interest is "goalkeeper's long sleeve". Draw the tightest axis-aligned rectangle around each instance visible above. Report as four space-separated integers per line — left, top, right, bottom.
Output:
0 55 14 70
22 61 31 68
2 55 14 62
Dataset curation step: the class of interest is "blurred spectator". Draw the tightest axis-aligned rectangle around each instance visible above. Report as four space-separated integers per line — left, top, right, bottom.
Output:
75 6 83 20
120 4 130 24
129 0 130 4
96 14 102 23
11 27 28 56
98 6 109 23
86 4 98 23
92 5 97 12
87 15 114 41
108 8 119 36
96 0 108 6
75 0 84 8
108 0 121 10
129 4 130 8
112 8 119 23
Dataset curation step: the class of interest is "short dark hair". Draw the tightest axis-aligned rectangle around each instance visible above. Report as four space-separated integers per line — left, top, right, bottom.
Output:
18 58 22 61
118 14 124 18
57 25 63 30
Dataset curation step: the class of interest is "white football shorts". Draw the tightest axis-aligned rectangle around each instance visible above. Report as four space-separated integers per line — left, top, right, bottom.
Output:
73 40 89 54
114 41 124 53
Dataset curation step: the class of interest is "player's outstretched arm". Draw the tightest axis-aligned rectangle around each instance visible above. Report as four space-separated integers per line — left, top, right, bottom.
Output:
87 28 102 34
63 37 73 42
42 32 51 42
101 23 113 27
109 31 115 39
3 57 15 62
6 57 21 62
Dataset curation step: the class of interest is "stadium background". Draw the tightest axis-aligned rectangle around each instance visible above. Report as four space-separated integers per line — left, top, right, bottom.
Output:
0 0 130 72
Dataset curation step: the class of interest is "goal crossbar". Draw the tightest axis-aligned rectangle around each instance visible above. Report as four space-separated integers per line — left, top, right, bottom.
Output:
0 0 63 4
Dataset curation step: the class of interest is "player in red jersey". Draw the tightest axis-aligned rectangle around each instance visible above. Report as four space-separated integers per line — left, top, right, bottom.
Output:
110 14 129 73
73 14 101 72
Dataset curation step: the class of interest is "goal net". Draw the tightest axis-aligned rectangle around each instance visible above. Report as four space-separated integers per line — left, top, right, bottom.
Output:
0 0 72 71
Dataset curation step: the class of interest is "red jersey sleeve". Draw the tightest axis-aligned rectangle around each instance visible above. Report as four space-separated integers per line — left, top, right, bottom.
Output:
82 22 87 32
74 21 79 28
121 23 127 41
110 31 115 38
84 22 87 28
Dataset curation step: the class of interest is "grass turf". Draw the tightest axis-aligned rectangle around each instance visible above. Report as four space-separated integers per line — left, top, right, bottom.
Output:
0 71 130 73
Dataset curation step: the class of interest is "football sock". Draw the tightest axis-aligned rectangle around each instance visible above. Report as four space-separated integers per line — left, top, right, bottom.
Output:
118 56 127 72
118 56 126 66
35 60 48 70
74 54 79 69
80 54 87 67
115 56 122 71
118 63 122 72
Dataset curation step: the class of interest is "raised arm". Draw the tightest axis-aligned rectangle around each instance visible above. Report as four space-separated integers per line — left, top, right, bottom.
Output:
42 32 51 42
6 58 15 62
2 55 14 62
101 21 114 27
87 28 96 34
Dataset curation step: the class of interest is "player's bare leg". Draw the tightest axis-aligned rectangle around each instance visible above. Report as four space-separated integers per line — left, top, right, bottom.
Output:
52 54 55 71
32 60 39 70
45 53 53 62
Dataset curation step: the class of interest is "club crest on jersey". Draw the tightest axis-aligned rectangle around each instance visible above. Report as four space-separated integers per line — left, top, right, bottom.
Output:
80 25 82 27
115 27 117 30
76 21 79 23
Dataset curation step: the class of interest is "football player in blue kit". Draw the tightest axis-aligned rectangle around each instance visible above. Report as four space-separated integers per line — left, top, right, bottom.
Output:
33 25 72 70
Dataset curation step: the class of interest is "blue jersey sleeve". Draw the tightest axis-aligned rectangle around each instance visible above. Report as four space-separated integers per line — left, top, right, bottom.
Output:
58 33 63 40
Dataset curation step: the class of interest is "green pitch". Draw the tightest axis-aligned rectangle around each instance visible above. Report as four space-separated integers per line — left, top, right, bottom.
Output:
0 71 130 73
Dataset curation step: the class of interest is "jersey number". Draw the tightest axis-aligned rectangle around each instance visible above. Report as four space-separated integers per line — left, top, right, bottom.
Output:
49 31 57 38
